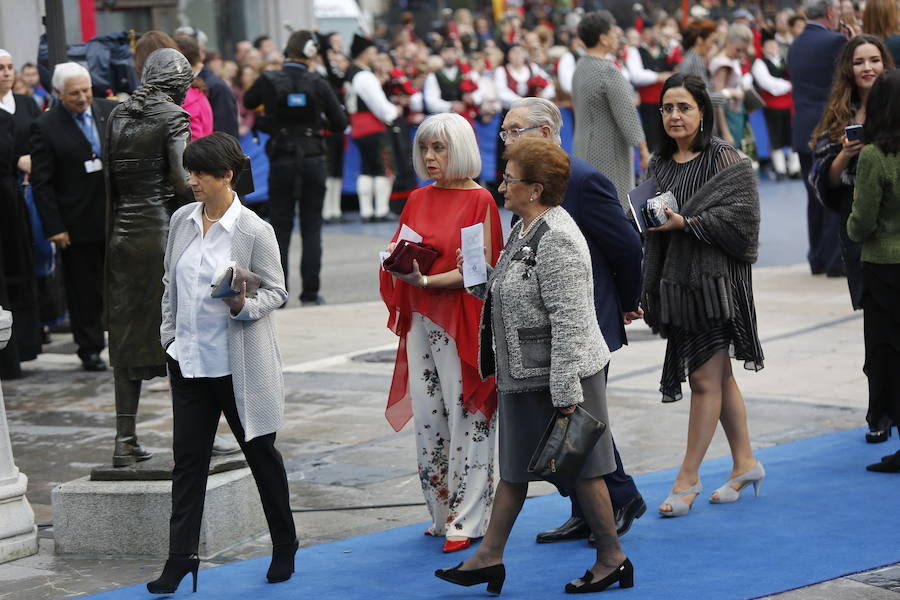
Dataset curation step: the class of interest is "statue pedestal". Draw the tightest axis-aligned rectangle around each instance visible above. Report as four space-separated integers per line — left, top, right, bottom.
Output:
52 456 267 557
0 472 38 564
0 356 38 563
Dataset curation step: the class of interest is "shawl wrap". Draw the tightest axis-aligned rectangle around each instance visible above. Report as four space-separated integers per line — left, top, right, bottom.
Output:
642 158 759 336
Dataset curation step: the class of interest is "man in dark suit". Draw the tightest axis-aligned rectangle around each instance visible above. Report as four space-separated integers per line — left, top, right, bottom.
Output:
175 27 239 137
502 98 647 542
31 62 117 371
787 0 847 276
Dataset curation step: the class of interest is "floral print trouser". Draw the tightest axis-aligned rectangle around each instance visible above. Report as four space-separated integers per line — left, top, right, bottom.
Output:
406 313 495 538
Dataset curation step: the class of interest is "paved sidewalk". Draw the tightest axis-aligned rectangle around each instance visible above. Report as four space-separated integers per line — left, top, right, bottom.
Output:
1 263 897 599
1 178 898 598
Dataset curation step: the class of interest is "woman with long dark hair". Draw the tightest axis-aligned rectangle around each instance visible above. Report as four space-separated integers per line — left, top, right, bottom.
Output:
809 35 894 442
848 70 900 469
643 74 765 517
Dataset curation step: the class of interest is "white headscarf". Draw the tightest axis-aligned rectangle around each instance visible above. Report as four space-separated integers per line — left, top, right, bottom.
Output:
0 49 15 114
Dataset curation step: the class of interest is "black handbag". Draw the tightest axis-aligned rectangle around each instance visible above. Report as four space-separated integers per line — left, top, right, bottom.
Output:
527 406 607 497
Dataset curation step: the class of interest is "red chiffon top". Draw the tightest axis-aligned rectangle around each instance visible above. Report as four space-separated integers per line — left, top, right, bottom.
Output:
379 185 504 431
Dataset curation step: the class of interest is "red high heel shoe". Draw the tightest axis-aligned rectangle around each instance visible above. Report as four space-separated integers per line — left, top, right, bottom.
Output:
443 537 472 553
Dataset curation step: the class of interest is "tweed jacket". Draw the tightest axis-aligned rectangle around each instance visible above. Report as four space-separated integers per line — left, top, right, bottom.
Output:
161 202 288 441
471 207 610 408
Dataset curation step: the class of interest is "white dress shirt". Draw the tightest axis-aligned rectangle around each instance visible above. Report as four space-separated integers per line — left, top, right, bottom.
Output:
624 46 660 87
0 90 15 114
167 195 244 378
422 67 483 114
557 52 577 95
751 57 792 96
492 63 556 109
350 69 399 124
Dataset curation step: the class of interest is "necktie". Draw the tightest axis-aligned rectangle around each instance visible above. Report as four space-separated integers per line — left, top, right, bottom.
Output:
76 112 101 157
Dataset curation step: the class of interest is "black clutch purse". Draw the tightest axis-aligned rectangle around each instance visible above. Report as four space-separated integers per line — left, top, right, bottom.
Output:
527 406 607 497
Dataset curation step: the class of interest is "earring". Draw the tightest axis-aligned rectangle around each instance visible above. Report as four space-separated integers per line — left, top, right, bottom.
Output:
530 195 536 202
700 120 704 132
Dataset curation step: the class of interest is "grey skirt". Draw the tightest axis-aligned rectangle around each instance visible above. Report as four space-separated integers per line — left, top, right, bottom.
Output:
498 370 615 483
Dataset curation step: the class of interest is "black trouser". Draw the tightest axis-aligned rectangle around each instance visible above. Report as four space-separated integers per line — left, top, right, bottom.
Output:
268 154 326 302
638 103 664 155
60 241 105 358
571 364 638 517
167 357 295 556
354 132 389 176
861 262 900 430
799 152 844 275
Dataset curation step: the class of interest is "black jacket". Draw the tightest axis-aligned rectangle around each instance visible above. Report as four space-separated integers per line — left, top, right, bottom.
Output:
787 23 847 154
243 62 347 155
30 99 117 243
198 65 239 137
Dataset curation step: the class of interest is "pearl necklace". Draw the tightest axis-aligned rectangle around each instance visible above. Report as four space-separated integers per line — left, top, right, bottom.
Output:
203 204 224 223
519 207 553 238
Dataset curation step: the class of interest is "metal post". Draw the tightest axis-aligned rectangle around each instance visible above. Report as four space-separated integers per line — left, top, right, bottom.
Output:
44 0 68 68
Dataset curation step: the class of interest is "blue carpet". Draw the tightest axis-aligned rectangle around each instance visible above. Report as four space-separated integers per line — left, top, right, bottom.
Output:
84 427 900 599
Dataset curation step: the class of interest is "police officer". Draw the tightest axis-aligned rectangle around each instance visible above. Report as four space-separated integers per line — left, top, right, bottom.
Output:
244 30 346 306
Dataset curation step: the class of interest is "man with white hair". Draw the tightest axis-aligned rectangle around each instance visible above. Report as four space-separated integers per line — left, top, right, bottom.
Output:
30 62 117 372
500 97 647 543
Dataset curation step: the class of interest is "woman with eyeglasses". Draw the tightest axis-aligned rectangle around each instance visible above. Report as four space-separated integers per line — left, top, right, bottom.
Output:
380 113 503 554
437 137 631 595
643 74 765 518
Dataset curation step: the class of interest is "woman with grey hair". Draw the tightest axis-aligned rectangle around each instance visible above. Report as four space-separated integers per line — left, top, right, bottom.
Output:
437 137 632 594
380 112 504 554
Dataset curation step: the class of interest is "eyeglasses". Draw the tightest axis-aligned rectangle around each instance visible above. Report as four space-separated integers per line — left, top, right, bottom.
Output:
499 125 541 142
659 103 698 116
501 174 539 185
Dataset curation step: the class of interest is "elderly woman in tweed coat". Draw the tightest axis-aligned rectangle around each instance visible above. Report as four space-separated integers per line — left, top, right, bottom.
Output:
436 138 633 595
150 133 296 595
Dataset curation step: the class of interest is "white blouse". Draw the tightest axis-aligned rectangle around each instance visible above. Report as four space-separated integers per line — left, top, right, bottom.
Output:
167 195 244 378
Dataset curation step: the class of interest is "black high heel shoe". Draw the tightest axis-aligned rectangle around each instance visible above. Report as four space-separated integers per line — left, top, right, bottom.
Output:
147 555 200 594
266 539 299 583
564 558 634 594
866 419 895 443
435 562 506 595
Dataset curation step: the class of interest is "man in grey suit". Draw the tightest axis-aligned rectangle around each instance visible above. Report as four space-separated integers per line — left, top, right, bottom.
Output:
501 98 647 542
787 0 847 276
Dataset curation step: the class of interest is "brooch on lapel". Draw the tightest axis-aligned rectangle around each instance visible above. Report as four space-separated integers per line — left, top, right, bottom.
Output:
512 246 537 279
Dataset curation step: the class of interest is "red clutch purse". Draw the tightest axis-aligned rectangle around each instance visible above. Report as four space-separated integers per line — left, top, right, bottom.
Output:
383 240 438 275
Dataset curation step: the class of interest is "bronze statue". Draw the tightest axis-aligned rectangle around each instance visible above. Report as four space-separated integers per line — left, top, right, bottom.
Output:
104 48 193 466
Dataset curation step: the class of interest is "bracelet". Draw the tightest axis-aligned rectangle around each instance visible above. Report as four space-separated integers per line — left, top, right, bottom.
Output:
422 275 428 288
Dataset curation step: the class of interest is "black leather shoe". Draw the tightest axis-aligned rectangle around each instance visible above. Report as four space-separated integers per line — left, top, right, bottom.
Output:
588 493 647 545
614 493 646 536
867 450 900 473
536 516 591 544
81 352 107 372
300 295 326 307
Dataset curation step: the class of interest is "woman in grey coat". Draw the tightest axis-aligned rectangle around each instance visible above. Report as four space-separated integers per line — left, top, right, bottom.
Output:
435 138 633 595
148 133 296 594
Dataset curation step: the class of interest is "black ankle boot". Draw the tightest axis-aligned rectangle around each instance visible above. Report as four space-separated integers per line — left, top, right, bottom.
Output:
267 539 299 583
147 555 200 594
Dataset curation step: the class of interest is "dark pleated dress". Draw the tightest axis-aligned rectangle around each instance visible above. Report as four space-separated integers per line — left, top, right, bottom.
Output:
652 141 764 401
